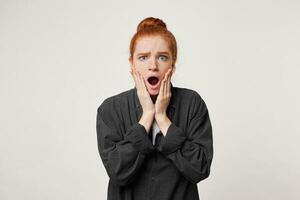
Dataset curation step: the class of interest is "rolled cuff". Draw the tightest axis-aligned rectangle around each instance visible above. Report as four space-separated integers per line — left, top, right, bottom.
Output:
124 122 155 154
156 123 186 155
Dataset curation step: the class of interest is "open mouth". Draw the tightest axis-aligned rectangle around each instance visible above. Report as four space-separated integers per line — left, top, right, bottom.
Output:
147 76 160 87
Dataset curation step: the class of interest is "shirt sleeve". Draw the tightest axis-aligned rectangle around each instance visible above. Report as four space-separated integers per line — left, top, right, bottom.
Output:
155 92 214 184
96 99 155 187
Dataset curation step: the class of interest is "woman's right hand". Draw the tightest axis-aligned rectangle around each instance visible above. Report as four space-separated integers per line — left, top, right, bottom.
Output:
130 66 155 133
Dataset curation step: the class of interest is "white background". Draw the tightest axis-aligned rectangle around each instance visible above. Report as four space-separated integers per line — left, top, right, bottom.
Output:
0 0 299 199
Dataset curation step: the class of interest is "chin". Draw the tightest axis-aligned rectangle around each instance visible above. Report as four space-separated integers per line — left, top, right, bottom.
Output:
150 91 158 96
147 87 159 96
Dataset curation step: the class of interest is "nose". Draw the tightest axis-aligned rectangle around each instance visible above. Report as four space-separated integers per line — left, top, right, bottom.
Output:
148 57 158 71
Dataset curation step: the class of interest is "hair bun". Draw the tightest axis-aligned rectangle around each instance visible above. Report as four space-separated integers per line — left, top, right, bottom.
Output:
137 17 167 32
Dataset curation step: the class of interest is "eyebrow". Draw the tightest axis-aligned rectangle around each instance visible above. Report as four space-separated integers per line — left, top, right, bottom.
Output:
137 51 170 56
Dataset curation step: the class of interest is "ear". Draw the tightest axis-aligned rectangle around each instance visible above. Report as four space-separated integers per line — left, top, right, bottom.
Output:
128 57 133 67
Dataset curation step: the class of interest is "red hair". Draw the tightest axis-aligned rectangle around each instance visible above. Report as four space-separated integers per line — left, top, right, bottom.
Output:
129 17 177 67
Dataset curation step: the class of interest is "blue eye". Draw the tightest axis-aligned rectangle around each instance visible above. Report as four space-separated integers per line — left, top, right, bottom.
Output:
138 56 146 61
159 55 168 61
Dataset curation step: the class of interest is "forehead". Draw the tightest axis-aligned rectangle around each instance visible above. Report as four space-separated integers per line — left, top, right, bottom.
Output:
134 35 170 54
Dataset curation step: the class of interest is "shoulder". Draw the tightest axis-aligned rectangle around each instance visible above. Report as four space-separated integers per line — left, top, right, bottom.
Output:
97 88 133 121
173 85 205 105
174 85 208 117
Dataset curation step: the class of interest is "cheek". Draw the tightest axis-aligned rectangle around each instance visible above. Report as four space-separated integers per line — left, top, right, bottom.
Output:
135 70 147 82
134 68 146 78
142 74 148 83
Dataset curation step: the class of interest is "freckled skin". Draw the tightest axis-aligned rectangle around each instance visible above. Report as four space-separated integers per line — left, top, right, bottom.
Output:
129 35 175 101
129 35 175 135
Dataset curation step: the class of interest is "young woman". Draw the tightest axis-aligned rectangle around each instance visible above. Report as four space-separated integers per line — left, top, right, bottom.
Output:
96 17 213 200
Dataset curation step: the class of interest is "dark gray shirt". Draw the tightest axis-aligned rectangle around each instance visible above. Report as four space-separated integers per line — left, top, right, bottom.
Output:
96 83 214 200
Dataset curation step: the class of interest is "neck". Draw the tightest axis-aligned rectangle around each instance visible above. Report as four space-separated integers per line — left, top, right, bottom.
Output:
151 95 158 104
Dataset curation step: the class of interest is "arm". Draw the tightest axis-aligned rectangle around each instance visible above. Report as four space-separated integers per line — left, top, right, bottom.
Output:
96 99 155 187
156 92 214 184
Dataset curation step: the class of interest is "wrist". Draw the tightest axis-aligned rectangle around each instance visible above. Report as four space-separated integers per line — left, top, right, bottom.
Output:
155 114 171 136
139 112 154 133
155 113 167 122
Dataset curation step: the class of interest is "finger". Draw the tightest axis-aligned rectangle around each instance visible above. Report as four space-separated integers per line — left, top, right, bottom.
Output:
136 70 148 95
133 68 142 91
167 68 173 95
136 70 144 89
167 68 172 95
130 67 138 87
158 72 166 98
131 67 138 85
164 71 168 96
163 71 168 97
164 69 171 95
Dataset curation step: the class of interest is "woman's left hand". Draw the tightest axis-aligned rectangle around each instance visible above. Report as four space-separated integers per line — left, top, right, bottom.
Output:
155 68 173 119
